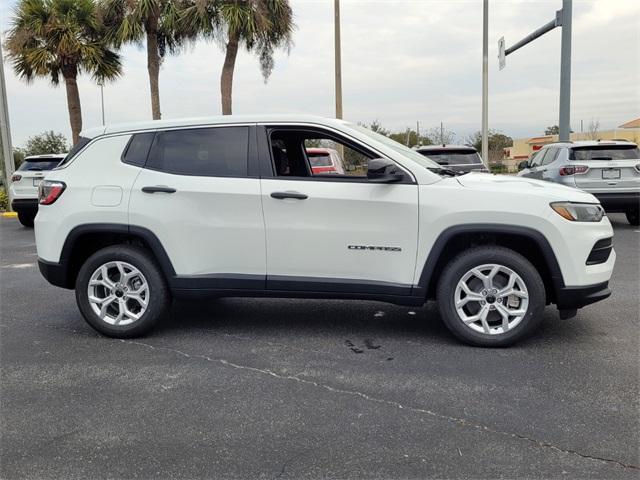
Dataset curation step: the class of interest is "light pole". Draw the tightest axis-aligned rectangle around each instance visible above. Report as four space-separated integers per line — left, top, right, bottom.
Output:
98 81 105 125
0 42 15 210
334 0 343 119
481 0 489 164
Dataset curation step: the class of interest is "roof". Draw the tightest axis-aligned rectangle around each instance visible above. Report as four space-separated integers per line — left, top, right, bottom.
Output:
618 118 640 129
81 114 349 139
415 144 477 151
539 140 637 149
24 153 67 160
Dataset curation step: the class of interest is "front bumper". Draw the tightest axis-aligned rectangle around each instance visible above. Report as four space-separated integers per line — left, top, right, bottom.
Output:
11 198 38 213
591 192 640 212
556 281 611 310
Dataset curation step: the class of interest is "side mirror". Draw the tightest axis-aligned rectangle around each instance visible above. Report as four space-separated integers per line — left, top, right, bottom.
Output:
518 160 529 171
367 158 405 183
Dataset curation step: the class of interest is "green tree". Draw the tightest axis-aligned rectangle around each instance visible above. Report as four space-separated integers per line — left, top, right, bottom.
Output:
467 130 513 164
544 125 560 135
23 131 69 156
181 0 295 114
5 0 122 145
102 0 183 119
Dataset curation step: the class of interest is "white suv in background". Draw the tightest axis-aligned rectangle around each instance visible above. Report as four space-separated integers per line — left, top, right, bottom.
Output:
10 153 66 227
35 115 615 347
518 141 640 225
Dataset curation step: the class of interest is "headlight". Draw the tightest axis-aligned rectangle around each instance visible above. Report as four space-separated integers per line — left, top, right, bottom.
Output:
550 202 604 222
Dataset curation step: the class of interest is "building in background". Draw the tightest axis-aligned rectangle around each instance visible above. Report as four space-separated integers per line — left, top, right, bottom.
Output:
502 118 640 172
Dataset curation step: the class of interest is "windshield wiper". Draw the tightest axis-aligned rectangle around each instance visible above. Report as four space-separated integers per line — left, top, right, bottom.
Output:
27 167 43 171
428 167 466 177
590 156 613 160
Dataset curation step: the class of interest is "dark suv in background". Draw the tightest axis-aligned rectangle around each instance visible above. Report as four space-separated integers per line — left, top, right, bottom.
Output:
415 145 488 173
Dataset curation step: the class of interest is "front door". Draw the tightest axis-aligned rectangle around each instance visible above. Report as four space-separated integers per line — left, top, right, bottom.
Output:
259 126 419 294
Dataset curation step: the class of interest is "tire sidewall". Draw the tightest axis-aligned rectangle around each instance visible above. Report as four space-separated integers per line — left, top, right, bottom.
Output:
437 247 546 347
75 245 169 338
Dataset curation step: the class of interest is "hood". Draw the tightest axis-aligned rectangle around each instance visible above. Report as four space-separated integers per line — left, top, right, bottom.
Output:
455 173 598 202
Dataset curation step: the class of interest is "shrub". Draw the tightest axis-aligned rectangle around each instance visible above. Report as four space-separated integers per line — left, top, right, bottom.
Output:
0 187 8 211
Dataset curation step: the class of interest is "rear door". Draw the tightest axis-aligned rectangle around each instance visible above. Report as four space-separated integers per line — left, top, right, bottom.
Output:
129 125 266 284
570 144 640 193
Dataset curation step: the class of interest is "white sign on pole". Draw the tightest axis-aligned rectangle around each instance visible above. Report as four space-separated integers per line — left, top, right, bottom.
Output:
498 37 506 70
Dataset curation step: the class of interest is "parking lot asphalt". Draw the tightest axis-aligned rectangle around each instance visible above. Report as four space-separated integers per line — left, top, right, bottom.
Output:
1 215 639 480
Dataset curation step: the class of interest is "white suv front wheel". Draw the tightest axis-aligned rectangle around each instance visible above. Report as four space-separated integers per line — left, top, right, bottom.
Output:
75 245 170 337
436 246 546 347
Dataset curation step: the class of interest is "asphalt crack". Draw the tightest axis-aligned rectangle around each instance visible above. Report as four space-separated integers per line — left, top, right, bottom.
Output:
118 338 639 472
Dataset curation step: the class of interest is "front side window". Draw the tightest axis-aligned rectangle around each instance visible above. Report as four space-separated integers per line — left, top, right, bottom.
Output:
146 127 249 177
541 148 558 165
269 129 374 178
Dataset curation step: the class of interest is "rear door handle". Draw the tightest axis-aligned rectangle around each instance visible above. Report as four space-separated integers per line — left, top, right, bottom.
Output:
270 191 308 200
142 186 176 194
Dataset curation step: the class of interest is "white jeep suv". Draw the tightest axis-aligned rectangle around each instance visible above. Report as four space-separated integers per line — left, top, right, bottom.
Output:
35 116 615 347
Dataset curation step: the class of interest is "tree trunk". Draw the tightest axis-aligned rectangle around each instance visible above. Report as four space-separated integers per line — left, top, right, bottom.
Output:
62 65 82 145
146 13 161 120
221 29 240 115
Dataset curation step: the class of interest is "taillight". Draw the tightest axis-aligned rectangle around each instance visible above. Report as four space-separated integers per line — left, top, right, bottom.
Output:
38 180 66 205
559 165 589 176
11 174 21 182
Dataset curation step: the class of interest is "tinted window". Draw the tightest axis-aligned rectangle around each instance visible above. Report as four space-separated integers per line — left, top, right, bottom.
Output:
418 149 482 165
57 136 91 167
17 159 62 171
146 127 248 176
541 148 558 165
570 145 640 160
122 132 155 167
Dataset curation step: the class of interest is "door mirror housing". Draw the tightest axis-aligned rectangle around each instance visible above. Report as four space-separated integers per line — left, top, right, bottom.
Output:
518 160 529 171
367 158 405 183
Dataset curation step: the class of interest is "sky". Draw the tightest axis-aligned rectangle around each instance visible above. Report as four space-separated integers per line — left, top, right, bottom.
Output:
1 0 639 147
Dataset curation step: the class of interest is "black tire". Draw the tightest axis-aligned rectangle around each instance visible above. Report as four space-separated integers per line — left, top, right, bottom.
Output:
626 208 639 226
436 246 546 347
17 212 34 228
75 245 170 338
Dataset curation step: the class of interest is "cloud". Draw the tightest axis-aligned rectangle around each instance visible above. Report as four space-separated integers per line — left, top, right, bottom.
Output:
2 0 638 147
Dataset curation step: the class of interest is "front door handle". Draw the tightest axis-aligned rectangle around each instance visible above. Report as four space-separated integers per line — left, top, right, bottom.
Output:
142 186 177 194
271 191 308 200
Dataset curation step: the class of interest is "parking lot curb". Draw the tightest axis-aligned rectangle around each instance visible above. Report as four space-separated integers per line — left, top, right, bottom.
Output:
1 212 18 218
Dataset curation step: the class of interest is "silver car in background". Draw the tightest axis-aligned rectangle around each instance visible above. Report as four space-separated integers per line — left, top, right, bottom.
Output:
517 140 640 225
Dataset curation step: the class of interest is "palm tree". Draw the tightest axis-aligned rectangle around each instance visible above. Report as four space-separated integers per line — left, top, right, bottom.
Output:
101 0 183 120
181 0 294 115
5 0 122 144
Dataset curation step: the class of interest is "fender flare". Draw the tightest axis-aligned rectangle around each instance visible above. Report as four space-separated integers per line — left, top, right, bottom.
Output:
413 223 565 298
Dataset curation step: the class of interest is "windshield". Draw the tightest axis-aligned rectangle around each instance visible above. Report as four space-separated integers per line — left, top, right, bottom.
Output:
570 145 640 160
418 150 482 165
17 159 62 171
350 124 442 170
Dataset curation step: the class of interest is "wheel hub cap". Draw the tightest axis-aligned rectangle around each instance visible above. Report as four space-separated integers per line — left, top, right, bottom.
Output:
87 261 150 326
454 263 529 335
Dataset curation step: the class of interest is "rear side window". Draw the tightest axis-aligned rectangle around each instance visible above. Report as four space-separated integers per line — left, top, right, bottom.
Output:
570 145 640 160
122 132 155 167
418 150 481 165
146 127 249 177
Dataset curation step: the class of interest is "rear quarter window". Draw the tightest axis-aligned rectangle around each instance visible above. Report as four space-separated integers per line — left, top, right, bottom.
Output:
146 127 249 177
122 132 155 167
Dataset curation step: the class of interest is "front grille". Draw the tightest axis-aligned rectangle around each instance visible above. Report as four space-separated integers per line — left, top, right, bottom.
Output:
586 238 613 265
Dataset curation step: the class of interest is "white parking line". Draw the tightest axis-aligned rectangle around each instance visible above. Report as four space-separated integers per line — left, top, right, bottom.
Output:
1 263 35 269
